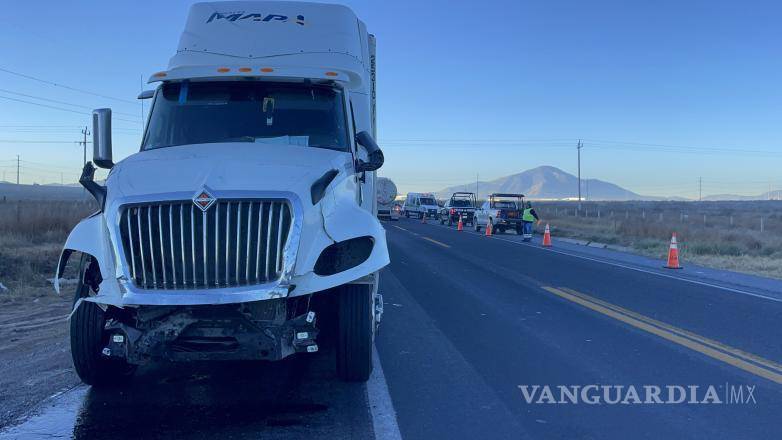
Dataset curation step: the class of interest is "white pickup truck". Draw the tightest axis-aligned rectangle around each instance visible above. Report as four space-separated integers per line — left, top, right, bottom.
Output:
55 1 388 384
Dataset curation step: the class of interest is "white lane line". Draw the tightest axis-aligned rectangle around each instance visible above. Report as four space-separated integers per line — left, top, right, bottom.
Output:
414 221 782 304
367 346 403 440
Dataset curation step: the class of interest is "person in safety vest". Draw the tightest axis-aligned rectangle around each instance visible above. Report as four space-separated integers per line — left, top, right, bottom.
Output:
521 201 540 242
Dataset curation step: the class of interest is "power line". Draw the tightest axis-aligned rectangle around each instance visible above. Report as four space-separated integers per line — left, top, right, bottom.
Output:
0 94 141 124
0 139 76 144
0 66 136 104
582 138 781 156
0 87 141 119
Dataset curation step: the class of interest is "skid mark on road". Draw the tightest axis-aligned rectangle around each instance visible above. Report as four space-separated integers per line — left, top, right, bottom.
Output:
543 286 782 385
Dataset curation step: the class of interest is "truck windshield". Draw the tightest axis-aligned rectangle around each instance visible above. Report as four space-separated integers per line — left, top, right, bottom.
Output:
419 198 436 205
142 81 349 151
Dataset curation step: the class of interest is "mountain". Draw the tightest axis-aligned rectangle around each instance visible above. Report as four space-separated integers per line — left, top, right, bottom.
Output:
435 166 643 200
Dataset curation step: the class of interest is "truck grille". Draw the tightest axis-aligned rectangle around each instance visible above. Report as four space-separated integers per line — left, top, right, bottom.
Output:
118 200 292 290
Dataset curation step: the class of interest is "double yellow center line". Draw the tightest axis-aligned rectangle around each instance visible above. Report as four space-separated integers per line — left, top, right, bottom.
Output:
543 286 782 384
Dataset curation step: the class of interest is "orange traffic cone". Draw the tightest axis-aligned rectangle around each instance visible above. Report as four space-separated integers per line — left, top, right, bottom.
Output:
664 233 683 269
542 223 552 247
457 214 463 231
485 219 493 236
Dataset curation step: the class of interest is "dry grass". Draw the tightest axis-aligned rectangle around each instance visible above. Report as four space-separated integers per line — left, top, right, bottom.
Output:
534 200 782 279
0 200 96 301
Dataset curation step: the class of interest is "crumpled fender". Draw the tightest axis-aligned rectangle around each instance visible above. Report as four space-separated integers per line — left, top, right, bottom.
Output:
54 213 121 300
289 174 389 296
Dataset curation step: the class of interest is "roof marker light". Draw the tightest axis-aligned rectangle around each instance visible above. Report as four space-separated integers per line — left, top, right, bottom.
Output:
217 67 230 73
238 67 252 72
153 71 167 78
325 71 338 77
260 68 274 73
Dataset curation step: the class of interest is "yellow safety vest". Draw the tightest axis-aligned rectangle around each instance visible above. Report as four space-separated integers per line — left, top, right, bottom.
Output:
522 208 535 222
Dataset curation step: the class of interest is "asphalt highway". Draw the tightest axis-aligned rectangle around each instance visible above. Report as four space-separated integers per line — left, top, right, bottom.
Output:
378 218 782 439
2 217 781 439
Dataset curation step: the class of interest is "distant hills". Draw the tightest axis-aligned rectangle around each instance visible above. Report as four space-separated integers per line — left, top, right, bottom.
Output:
435 166 642 200
0 182 89 201
434 166 779 201
1 169 778 202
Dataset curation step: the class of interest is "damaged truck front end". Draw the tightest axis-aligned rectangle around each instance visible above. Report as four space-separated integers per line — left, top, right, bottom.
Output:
56 2 387 386
104 299 320 365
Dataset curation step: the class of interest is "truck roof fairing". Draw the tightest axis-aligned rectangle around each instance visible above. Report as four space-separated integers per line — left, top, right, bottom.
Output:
147 65 361 88
158 2 370 90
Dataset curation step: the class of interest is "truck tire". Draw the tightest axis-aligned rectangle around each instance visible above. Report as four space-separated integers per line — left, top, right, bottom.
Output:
475 220 481 232
336 284 374 382
70 255 136 386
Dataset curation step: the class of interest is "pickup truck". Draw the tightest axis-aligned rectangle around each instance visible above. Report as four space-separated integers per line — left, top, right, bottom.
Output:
438 192 477 226
473 193 525 234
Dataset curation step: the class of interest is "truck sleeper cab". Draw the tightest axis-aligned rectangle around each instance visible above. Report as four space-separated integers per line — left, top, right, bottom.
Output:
55 1 388 385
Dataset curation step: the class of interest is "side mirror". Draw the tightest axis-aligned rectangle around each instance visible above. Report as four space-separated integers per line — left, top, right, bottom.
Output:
92 108 114 169
355 131 384 172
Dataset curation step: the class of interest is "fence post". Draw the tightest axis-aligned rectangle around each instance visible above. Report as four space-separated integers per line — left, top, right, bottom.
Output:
703 214 707 226
642 210 646 219
659 212 663 222
730 216 733 226
598 210 601 219
625 210 629 219
761 216 764 233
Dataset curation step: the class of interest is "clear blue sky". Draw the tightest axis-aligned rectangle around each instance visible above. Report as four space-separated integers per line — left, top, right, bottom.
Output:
0 0 780 198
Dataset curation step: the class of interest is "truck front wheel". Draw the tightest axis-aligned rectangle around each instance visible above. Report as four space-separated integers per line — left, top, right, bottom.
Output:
70 256 136 386
336 284 374 382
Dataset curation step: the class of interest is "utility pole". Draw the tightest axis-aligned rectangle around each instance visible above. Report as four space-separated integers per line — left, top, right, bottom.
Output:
476 173 479 200
79 126 91 165
577 139 583 209
16 155 20 185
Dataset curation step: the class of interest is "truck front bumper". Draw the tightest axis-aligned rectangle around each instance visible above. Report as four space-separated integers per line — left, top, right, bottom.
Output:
102 300 319 364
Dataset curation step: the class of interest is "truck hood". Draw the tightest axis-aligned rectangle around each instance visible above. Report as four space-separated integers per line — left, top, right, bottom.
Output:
106 143 353 201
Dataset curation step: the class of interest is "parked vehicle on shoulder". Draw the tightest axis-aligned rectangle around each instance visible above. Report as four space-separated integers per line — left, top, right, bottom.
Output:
403 192 439 219
474 193 525 234
55 1 387 386
438 192 477 226
376 177 399 221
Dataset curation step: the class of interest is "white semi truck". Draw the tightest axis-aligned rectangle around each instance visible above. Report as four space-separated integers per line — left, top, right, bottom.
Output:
376 177 399 221
55 1 388 384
